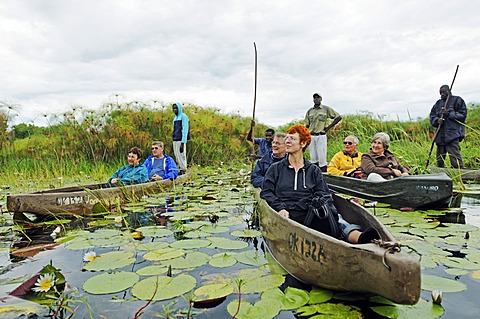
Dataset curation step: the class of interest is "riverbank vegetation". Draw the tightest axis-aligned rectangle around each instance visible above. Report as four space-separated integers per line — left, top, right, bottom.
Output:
1 100 480 189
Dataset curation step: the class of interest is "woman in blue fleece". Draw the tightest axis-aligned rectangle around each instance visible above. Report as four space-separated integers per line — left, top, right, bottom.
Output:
108 147 148 186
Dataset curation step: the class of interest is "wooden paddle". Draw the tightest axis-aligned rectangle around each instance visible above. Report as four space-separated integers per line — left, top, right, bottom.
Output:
426 65 459 168
250 42 258 168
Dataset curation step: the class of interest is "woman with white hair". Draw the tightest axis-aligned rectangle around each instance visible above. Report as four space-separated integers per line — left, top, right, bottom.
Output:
361 132 410 181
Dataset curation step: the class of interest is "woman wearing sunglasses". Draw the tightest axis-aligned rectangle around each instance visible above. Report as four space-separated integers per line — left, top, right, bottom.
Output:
327 135 362 177
361 132 410 181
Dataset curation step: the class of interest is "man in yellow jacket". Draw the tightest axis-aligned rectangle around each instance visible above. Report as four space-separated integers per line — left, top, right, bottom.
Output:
327 135 362 177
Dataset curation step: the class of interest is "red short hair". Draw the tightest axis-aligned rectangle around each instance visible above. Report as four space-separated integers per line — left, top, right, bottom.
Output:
286 124 311 148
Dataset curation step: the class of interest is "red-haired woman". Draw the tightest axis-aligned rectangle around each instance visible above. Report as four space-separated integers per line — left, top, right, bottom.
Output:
260 124 379 244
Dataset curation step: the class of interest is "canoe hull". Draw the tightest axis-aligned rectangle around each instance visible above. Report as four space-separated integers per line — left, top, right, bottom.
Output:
256 190 421 305
7 173 190 217
323 173 453 208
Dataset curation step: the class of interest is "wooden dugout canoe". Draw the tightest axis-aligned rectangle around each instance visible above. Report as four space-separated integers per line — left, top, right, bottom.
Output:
428 166 480 183
255 189 421 305
322 173 453 209
7 172 191 217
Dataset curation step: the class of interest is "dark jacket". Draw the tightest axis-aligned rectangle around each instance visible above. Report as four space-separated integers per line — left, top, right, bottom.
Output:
251 152 287 188
429 95 467 145
361 150 409 179
172 102 190 143
260 157 332 223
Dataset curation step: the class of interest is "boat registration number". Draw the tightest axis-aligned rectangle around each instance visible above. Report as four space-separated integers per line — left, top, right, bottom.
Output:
55 195 98 206
288 232 325 263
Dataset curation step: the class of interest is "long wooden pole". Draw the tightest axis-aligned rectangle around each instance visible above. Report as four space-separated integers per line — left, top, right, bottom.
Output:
426 65 459 168
250 42 258 166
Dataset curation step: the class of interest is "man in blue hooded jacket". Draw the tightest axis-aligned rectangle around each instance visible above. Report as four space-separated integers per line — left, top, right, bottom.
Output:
172 102 190 174
144 141 179 181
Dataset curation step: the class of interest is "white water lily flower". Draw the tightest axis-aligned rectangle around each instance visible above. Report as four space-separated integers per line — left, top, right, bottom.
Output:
431 290 443 304
114 216 123 224
32 273 56 293
83 251 96 262
370 201 378 207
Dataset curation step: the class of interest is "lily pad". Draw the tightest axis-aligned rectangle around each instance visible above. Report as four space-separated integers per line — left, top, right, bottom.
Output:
83 251 136 271
136 265 168 276
209 252 238 268
235 250 268 266
371 298 444 319
230 229 262 238
226 299 281 319
162 251 211 269
297 302 363 318
208 236 249 250
421 274 467 292
241 274 285 294
261 287 309 310
135 226 173 237
143 247 185 261
308 287 334 304
169 239 211 249
83 271 139 294
131 274 196 301
194 282 234 301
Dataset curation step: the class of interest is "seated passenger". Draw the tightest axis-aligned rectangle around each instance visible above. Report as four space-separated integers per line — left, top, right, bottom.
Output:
144 141 179 181
107 147 148 186
251 133 287 188
260 124 380 244
327 135 363 177
361 132 410 181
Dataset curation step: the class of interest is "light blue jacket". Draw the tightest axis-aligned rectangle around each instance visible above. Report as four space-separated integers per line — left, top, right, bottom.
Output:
108 164 148 185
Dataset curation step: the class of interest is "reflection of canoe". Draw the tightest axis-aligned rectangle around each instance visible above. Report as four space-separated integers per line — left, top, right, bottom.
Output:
255 189 421 305
323 173 453 209
428 166 480 182
7 172 191 217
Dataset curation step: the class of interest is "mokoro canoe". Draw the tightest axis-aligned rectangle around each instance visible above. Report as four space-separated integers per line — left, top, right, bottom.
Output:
7 172 191 217
322 173 453 209
428 166 480 182
255 189 421 305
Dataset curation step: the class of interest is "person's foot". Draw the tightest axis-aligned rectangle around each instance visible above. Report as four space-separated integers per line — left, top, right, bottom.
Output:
319 165 327 172
357 228 381 244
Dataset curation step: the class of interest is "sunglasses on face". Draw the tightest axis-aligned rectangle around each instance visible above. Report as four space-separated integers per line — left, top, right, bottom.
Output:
344 141 353 145
151 147 159 150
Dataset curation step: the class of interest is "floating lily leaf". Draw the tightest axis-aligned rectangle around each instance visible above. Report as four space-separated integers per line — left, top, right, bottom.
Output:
88 229 123 238
208 236 249 250
131 241 169 251
163 251 210 269
143 248 185 261
226 299 281 319
420 255 440 269
296 302 362 318
241 274 285 294
415 221 441 229
471 270 480 281
83 271 139 294
83 251 136 271
261 287 309 310
218 217 244 226
421 274 467 292
183 220 210 230
64 238 95 250
201 225 230 234
441 257 480 270
308 287 334 304
209 252 237 268
235 250 268 267
444 268 469 276
131 274 196 301
194 282 234 301
163 211 196 221
135 226 173 237
88 237 130 248
136 265 169 276
231 229 262 238
371 298 444 319
183 230 211 238
169 239 211 249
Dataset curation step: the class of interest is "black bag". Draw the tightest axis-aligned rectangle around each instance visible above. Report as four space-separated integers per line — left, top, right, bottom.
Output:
304 195 340 238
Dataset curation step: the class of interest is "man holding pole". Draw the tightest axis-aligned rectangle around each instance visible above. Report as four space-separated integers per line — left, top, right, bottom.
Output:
429 85 467 168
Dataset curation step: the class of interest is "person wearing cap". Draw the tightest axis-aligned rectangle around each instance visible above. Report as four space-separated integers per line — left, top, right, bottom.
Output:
304 93 342 172
429 84 467 169
327 135 363 177
361 132 410 181
247 120 275 160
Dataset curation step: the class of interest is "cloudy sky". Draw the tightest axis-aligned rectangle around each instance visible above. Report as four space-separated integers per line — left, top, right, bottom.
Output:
1 0 479 127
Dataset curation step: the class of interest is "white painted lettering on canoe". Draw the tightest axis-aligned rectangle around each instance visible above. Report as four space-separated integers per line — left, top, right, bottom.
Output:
289 232 325 263
55 195 98 206
415 185 439 192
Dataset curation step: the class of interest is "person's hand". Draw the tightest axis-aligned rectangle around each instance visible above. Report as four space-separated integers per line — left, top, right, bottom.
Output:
152 174 163 181
438 117 445 125
180 143 184 153
111 178 119 184
250 120 256 127
392 169 403 177
278 209 289 218
401 172 410 176
249 154 258 161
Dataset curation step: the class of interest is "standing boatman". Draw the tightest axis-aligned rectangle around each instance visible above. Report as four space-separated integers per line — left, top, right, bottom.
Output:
429 85 467 168
172 102 190 175
304 93 342 172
